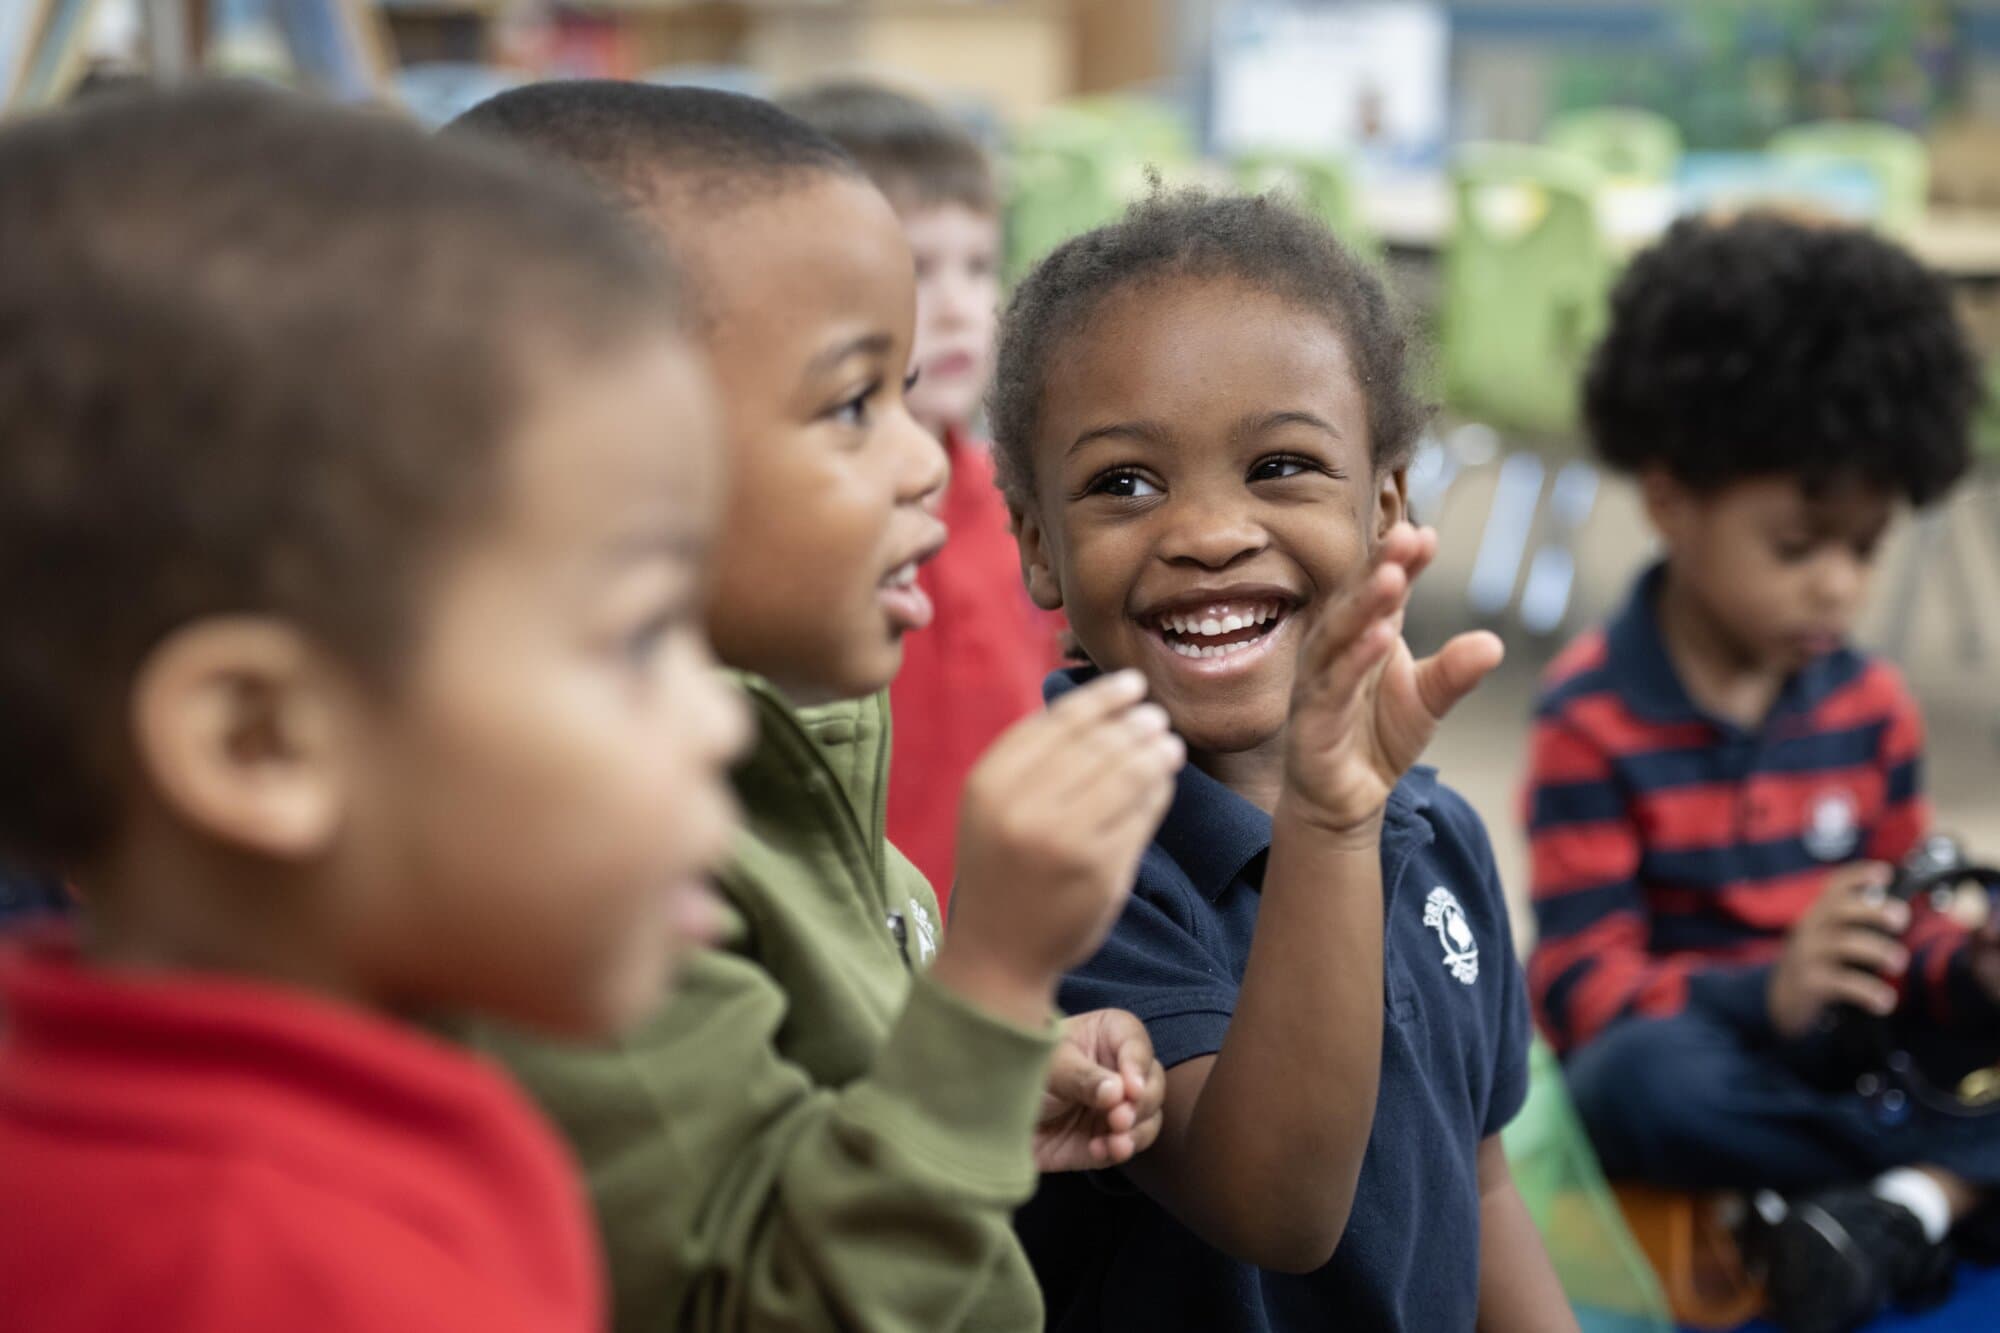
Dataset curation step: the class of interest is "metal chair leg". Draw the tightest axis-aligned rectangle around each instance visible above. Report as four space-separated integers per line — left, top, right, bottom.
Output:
1519 461 1600 636
1468 451 1545 618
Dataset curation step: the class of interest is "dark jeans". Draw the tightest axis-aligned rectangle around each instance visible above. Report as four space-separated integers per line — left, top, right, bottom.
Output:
1566 1005 2000 1193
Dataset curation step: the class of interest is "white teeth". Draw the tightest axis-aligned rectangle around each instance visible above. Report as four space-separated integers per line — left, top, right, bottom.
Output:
1155 601 1287 638
885 563 917 589
1165 637 1261 660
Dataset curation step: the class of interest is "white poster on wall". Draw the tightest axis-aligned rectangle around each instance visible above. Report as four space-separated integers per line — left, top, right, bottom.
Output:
1210 1 1449 166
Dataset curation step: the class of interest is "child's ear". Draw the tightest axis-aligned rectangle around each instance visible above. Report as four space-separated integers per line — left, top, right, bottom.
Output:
131 619 350 859
1638 466 1694 550
1374 464 1411 539
1013 504 1065 612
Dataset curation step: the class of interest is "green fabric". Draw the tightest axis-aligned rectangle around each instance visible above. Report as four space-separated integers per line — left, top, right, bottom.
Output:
1544 108 1684 183
1003 96 1196 282
1503 1038 1673 1333
1768 119 1930 234
1441 142 1612 441
469 676 1057 1333
1231 151 1380 260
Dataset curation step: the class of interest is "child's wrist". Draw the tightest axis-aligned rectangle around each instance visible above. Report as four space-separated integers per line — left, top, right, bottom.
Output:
929 936 1059 1030
1274 794 1386 853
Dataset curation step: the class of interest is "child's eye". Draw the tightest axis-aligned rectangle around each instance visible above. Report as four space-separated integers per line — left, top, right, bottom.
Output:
830 381 881 429
1086 468 1161 499
903 367 921 394
1249 453 1317 482
1771 538 1814 564
624 609 678 665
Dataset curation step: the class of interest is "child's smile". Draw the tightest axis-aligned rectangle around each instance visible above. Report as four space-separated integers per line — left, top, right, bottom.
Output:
1139 587 1300 672
1017 274 1400 762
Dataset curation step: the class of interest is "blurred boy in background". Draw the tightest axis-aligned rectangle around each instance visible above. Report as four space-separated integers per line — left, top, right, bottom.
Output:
784 80 1064 907
1524 214 1990 1333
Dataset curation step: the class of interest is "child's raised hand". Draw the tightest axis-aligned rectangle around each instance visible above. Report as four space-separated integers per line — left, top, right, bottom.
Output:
1281 524 1503 840
935 670 1185 1026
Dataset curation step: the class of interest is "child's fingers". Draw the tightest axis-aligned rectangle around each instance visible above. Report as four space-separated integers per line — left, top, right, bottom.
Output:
1116 1031 1157 1107
1827 881 1908 934
1409 630 1504 722
1825 925 1908 977
1072 735 1184 837
1373 521 1434 577
1301 560 1408 682
1092 764 1180 855
1396 525 1442 587
1820 965 1899 1017
1044 1037 1123 1113
1043 708 1179 811
993 669 1150 778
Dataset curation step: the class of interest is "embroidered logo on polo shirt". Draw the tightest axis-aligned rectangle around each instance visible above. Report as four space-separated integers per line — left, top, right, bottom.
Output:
1423 886 1479 985
907 898 938 964
1803 789 1861 863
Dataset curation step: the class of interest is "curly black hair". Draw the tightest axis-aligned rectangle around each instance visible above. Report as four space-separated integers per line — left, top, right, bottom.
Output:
988 188 1426 509
1584 213 1979 504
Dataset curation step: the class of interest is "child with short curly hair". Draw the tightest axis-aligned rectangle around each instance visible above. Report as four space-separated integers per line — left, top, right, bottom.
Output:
1525 212 1990 1333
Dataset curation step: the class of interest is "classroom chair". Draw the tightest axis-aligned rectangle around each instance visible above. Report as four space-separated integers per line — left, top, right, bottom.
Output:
1439 143 1613 634
1004 97 1197 282
1231 150 1380 261
1768 120 1929 235
1503 1037 1674 1333
1545 107 1684 184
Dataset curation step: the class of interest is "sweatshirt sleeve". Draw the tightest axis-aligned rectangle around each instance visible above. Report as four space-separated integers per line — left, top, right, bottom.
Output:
474 923 1055 1333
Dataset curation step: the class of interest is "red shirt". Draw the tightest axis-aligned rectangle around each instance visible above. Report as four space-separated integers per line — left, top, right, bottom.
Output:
888 429 1064 911
0 934 602 1333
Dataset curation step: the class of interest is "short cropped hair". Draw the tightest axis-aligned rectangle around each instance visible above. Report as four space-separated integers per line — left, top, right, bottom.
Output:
779 79 997 216
447 80 859 212
1584 213 1979 504
990 188 1426 509
0 83 680 868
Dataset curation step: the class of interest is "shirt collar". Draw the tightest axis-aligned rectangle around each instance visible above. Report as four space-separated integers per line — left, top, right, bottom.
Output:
1604 562 1701 722
1606 561 1858 731
1047 667 1439 901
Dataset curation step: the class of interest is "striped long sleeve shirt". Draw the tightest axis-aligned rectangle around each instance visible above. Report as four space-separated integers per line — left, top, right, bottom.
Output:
1525 565 1984 1055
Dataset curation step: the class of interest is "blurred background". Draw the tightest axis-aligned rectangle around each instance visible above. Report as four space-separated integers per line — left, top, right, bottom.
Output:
6 0 1997 936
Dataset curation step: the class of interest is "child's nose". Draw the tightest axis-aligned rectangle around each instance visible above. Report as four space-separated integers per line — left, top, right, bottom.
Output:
895 411 950 509
1160 498 1266 569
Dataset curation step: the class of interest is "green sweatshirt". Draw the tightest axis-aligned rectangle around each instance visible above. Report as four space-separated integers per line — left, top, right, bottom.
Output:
470 676 1055 1332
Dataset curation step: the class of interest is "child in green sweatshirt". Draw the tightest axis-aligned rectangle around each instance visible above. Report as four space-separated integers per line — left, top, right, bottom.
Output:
448 83 1181 1332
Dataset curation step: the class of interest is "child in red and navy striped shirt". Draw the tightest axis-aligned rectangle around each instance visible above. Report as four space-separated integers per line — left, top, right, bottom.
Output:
1525 214 1992 1333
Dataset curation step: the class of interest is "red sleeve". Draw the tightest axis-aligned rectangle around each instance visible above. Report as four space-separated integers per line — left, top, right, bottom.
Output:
1863 665 1928 866
1524 717 1763 1051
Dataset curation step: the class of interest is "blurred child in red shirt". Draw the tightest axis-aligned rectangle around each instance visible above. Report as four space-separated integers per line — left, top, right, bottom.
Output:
0 86 744 1333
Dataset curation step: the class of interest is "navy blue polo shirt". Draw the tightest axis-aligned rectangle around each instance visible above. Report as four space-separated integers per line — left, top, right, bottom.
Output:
0 869 68 933
1018 670 1531 1332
